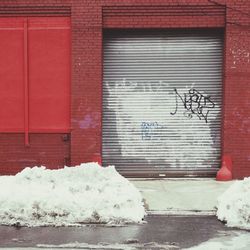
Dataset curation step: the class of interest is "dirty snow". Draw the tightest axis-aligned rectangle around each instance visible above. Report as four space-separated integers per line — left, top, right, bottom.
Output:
37 241 178 249
183 232 250 250
217 177 250 230
0 163 146 226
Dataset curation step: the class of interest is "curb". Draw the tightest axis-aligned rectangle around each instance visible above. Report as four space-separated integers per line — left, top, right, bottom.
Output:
146 210 216 216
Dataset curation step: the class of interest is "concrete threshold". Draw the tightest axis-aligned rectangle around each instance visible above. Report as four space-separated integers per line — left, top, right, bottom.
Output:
147 210 216 216
130 178 235 213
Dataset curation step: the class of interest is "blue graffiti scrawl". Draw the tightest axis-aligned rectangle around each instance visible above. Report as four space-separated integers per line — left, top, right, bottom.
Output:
141 122 159 140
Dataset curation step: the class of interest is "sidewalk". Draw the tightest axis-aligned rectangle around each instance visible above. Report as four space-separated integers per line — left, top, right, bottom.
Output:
0 178 249 250
131 178 235 214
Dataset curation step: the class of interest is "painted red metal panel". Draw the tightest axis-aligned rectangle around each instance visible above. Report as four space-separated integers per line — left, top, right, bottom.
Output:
0 17 70 134
28 17 71 132
0 18 25 132
23 18 29 146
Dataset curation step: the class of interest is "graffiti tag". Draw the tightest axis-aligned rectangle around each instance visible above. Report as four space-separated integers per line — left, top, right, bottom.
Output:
170 88 215 123
141 122 159 140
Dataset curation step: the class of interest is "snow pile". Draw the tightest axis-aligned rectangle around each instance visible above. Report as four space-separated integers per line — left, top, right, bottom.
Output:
217 177 250 230
183 232 250 250
0 163 146 227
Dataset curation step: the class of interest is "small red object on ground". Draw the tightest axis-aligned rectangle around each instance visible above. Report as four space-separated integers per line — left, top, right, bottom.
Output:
216 154 233 181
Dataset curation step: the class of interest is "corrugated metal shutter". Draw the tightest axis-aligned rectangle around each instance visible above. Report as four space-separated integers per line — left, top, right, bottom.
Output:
102 30 223 177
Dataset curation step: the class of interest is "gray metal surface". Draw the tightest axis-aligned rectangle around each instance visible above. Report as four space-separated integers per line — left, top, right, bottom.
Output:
102 30 223 177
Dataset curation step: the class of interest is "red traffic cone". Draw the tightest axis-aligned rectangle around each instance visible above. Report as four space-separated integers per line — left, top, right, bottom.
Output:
216 154 233 181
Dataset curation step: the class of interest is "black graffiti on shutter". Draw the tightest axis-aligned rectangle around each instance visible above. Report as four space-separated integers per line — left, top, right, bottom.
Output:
170 88 215 123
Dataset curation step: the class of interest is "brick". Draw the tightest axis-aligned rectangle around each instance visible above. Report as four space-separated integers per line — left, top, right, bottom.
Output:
0 0 249 178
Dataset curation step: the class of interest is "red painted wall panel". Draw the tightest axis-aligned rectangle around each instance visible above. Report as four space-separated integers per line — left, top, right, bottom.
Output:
0 16 70 173
0 17 70 133
0 18 24 132
28 17 70 132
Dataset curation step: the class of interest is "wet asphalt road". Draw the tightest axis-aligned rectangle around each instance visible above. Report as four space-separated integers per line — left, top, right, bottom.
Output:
0 215 248 249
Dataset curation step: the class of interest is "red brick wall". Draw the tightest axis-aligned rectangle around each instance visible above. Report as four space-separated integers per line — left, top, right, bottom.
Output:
0 134 70 174
102 5 226 28
223 2 250 178
0 0 249 179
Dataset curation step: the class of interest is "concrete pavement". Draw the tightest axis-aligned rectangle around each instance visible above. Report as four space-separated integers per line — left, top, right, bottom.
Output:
0 178 246 249
131 178 235 214
0 215 249 249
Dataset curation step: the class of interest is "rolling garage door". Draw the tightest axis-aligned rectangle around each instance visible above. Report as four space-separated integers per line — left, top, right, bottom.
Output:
102 30 223 177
